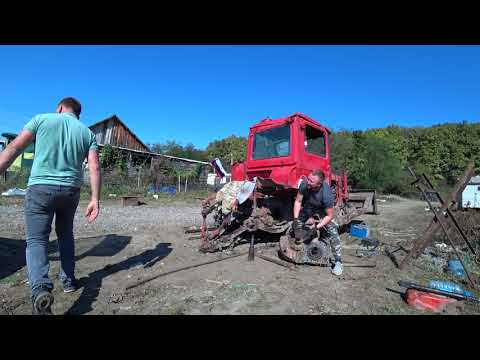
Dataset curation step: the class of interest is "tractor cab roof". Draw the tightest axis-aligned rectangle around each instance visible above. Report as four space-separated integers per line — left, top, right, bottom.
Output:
250 112 332 134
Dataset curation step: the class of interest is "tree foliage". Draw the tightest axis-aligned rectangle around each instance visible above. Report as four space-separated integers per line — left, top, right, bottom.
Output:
99 144 127 171
149 140 208 162
147 121 480 194
205 135 248 171
330 122 480 194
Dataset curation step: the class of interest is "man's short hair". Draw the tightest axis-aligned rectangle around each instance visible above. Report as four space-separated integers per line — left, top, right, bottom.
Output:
311 169 325 181
59 97 81 118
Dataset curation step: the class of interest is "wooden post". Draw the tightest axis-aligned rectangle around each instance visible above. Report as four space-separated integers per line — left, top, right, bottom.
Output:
137 167 141 188
185 176 188 192
178 175 181 193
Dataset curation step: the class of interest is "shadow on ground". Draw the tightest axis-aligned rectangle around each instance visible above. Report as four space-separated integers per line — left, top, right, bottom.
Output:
49 234 132 262
0 237 59 282
0 237 28 282
65 241 173 315
1 234 133 283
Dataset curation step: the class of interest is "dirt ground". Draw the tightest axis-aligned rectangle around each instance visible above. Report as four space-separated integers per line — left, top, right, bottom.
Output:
1 195 479 315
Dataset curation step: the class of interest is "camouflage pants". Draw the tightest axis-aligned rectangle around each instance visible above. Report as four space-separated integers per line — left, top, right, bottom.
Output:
299 211 342 262
319 219 342 262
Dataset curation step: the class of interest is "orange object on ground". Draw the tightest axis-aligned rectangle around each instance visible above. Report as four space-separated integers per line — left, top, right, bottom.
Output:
406 289 458 312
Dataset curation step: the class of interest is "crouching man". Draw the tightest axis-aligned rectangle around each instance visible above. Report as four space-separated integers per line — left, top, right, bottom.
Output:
293 169 343 275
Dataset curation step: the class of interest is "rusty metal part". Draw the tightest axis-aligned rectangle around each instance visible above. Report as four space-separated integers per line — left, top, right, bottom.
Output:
195 173 376 254
279 233 332 266
199 225 248 253
184 226 216 234
257 253 297 270
400 161 475 269
248 185 258 261
342 263 376 268
384 246 408 268
125 250 249 290
248 233 255 261
306 240 329 262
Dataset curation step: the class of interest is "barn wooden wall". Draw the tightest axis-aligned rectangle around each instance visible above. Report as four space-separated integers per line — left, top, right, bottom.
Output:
90 117 149 152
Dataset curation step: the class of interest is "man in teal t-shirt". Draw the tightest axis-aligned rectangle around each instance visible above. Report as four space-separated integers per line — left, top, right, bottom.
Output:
0 97 102 315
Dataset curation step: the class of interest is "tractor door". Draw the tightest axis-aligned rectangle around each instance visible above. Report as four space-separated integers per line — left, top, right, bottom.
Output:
299 122 331 182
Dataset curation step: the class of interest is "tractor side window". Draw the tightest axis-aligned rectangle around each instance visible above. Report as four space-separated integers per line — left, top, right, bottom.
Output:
252 124 291 160
304 125 325 157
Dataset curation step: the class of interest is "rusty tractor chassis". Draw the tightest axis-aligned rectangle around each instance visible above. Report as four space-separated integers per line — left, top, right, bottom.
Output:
189 113 378 261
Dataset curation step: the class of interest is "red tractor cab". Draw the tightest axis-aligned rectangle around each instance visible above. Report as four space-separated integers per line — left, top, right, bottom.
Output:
231 112 349 207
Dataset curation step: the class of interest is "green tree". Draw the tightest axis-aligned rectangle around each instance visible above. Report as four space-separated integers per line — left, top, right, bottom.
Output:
99 144 126 171
148 141 208 162
206 135 248 171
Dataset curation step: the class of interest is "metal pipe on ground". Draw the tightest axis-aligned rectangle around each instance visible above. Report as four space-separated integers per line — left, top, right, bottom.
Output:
256 253 297 270
342 263 376 268
125 250 249 290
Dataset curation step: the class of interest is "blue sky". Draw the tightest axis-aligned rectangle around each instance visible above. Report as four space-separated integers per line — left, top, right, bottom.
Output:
0 45 479 149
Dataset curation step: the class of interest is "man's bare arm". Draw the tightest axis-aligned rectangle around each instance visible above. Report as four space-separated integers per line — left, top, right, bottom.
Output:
0 130 34 174
85 150 101 222
316 208 334 229
293 192 303 220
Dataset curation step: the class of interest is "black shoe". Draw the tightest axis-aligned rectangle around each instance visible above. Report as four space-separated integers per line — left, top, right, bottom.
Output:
62 279 77 293
32 290 54 315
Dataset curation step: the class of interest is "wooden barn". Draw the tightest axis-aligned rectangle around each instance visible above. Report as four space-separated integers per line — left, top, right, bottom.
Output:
86 115 210 186
89 115 151 152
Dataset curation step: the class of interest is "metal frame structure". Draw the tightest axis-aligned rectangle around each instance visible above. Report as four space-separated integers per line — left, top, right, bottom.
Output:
400 162 477 289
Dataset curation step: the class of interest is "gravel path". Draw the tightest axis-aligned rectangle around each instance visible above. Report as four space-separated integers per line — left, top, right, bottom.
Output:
0 199 203 236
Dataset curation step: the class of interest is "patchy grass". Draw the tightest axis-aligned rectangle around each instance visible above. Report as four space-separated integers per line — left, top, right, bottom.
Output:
380 304 411 315
0 271 24 286
80 185 210 203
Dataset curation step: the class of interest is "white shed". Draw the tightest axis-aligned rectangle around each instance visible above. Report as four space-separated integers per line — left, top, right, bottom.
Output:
461 175 480 209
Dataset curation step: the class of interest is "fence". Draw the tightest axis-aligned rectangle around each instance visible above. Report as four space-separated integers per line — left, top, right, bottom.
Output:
92 168 210 195
1 167 213 195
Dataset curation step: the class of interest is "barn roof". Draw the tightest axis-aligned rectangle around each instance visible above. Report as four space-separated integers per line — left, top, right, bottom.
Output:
89 115 151 152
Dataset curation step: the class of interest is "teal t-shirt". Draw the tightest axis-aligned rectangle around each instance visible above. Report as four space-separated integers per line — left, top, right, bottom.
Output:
23 112 98 188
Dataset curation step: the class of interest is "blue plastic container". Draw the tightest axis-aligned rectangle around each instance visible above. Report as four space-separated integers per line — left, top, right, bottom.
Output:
429 280 472 297
350 224 370 238
448 259 466 279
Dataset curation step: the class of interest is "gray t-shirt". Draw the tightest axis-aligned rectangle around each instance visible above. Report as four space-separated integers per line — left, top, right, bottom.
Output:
298 180 335 212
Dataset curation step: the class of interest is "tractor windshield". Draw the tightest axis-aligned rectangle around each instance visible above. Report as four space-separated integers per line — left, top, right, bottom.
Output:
252 124 291 160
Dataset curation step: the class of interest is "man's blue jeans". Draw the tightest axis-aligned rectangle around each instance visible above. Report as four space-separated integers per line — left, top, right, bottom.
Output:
25 185 80 299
